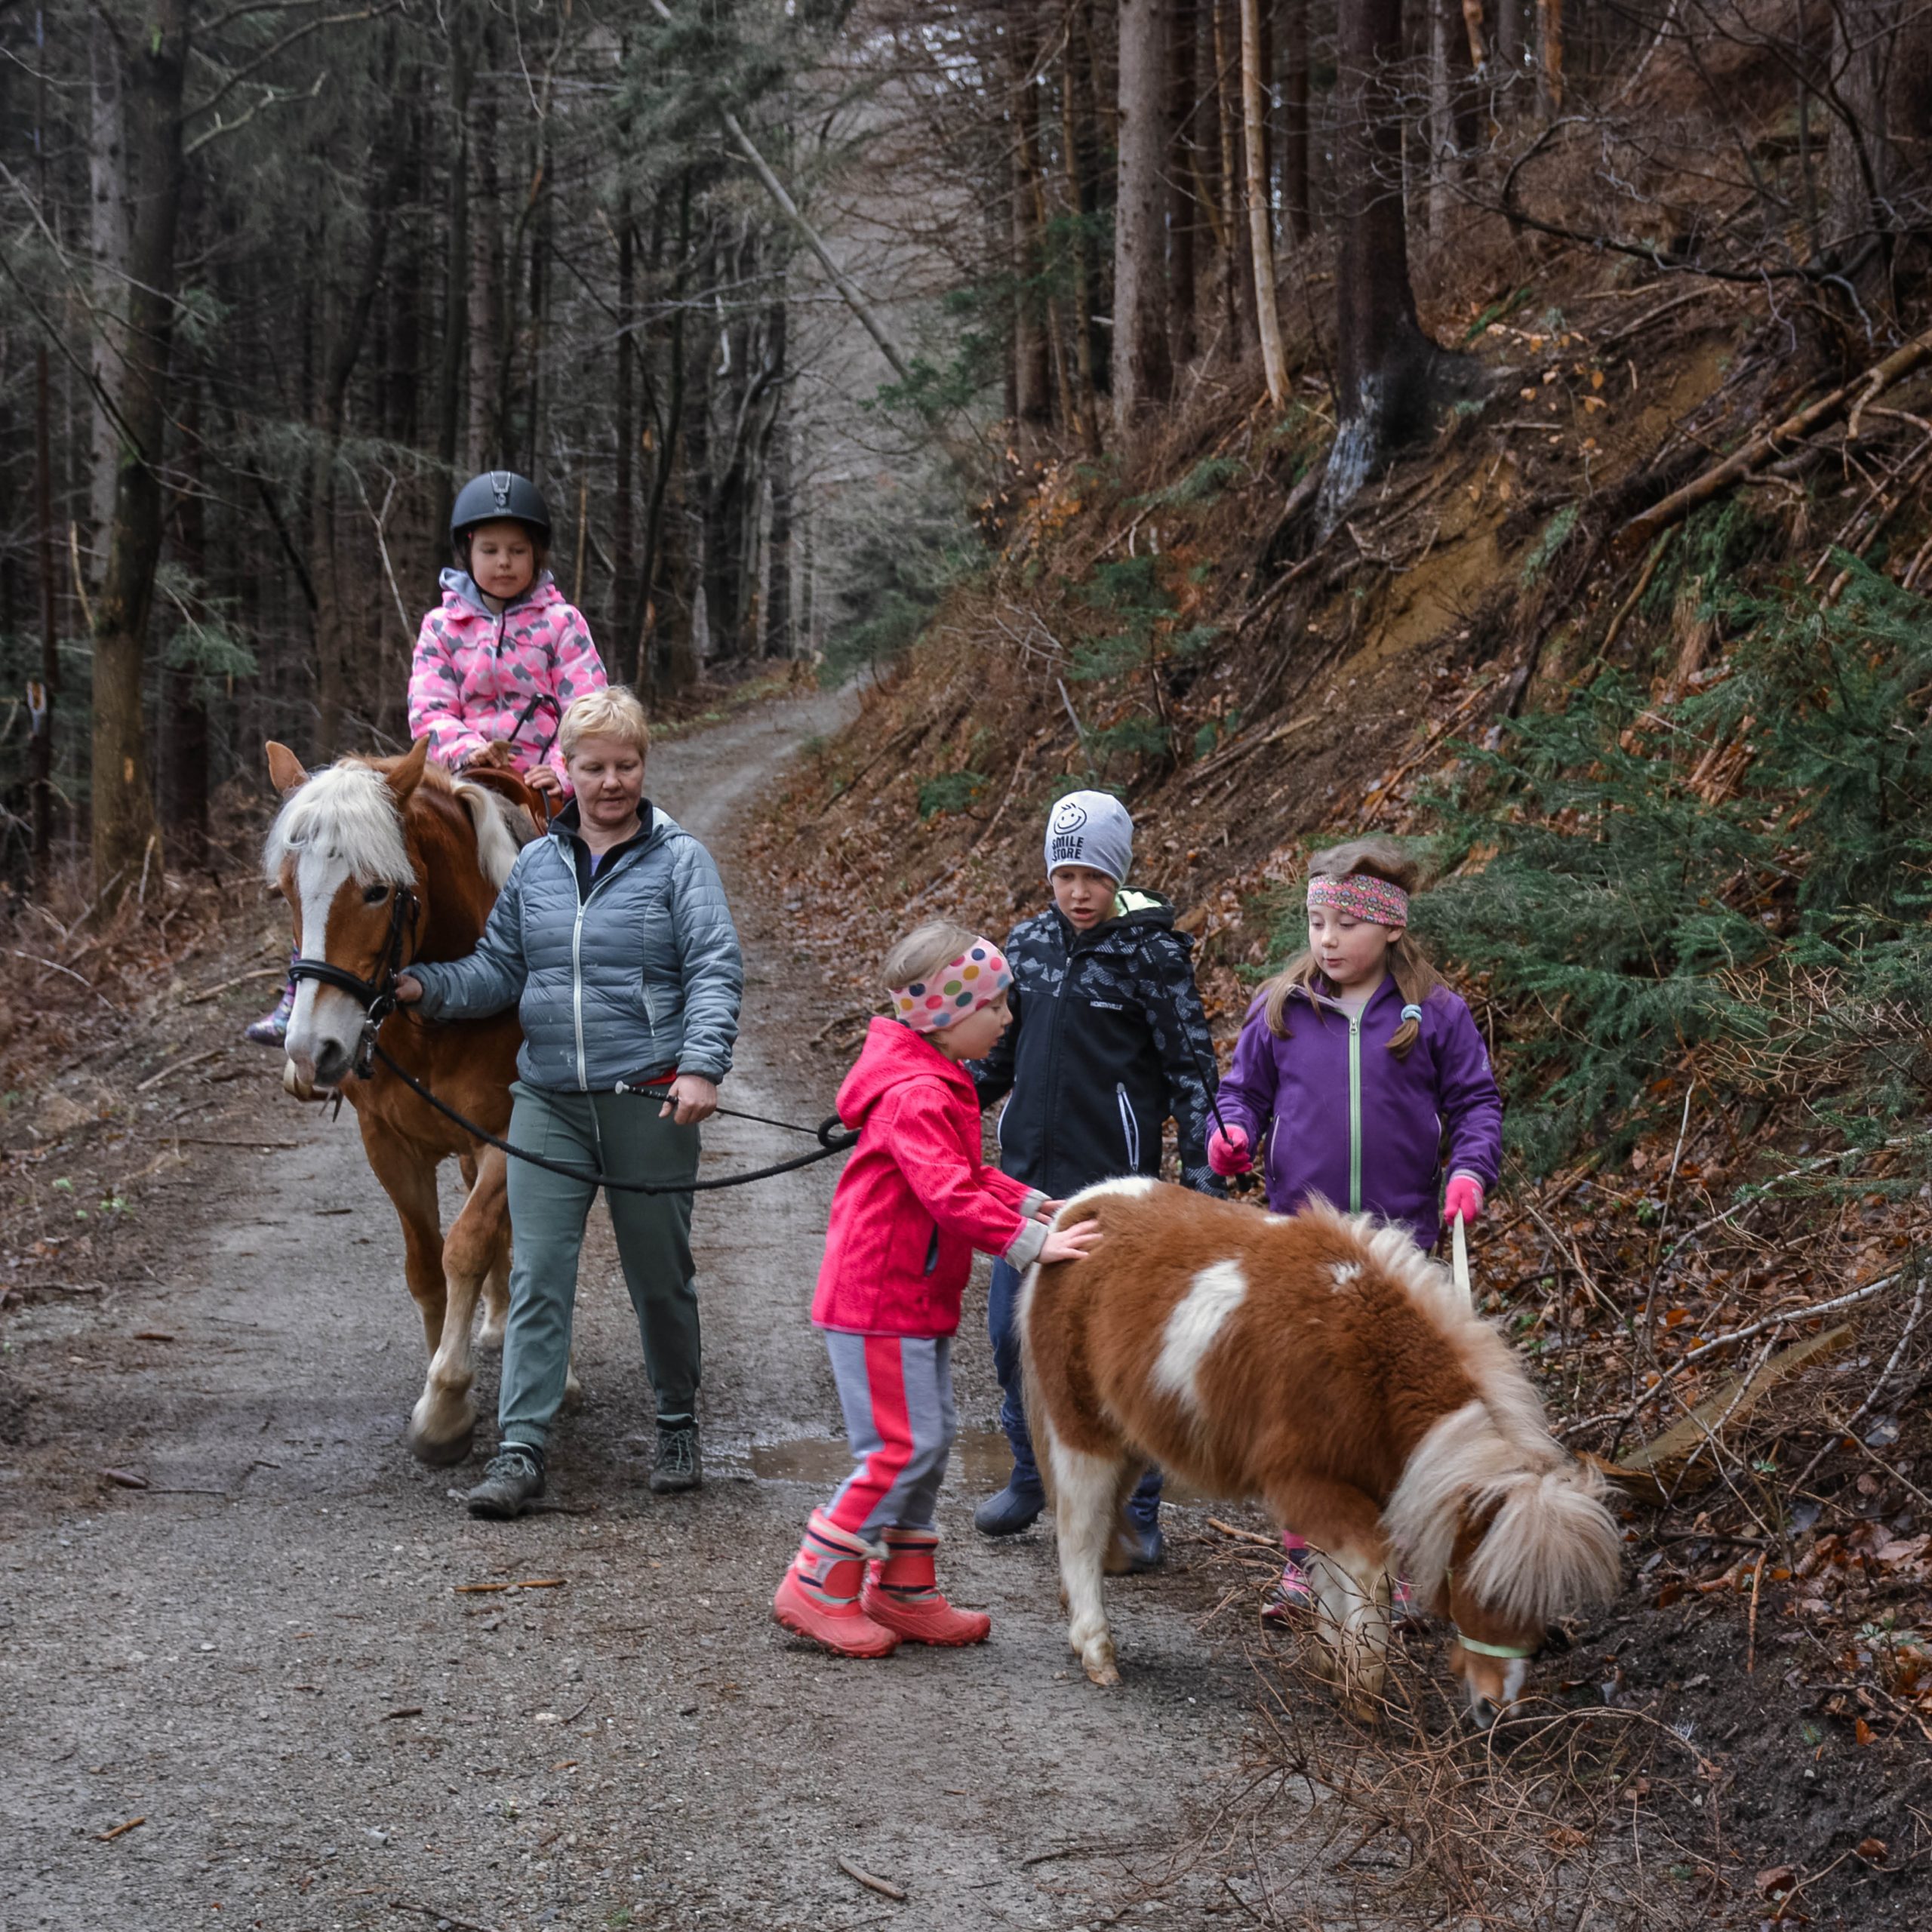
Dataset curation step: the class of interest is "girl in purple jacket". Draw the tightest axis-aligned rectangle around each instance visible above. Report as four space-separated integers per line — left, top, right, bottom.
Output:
1205 837 1503 1614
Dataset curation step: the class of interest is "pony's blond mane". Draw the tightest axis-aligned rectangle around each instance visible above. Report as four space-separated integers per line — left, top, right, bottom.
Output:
1291 1203 1623 1628
264 756 529 892
264 758 412 887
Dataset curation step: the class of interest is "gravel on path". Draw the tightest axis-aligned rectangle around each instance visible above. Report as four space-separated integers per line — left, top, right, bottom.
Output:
0 694 1288 1932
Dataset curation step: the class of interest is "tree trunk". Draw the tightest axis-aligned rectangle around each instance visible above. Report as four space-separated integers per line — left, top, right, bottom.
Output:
1240 0 1287 406
87 35 128 565
1827 2 1932 298
1168 0 1199 373
614 200 638 645
435 32 475 536
467 66 501 466
1011 6 1053 427
162 383 208 870
1063 9 1103 448
1113 0 1173 437
1536 0 1564 116
632 178 691 693
1321 0 1445 523
1280 0 1311 244
32 340 59 893
764 297 793 658
90 0 189 906
1429 0 1457 241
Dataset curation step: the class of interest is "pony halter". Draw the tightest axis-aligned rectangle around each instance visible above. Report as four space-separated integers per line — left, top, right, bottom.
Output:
1456 1632 1539 1660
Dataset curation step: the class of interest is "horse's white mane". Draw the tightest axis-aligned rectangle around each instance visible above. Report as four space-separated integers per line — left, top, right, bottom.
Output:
264 759 412 887
1299 1204 1623 1626
452 780 530 888
263 758 530 892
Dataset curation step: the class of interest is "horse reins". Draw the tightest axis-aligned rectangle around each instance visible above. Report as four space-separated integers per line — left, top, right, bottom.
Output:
292 897 859 1193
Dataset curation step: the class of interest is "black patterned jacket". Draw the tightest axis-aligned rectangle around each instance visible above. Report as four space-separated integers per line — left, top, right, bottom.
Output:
969 891 1223 1201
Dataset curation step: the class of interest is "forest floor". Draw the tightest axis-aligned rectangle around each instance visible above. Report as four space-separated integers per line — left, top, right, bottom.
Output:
0 691 1356 1932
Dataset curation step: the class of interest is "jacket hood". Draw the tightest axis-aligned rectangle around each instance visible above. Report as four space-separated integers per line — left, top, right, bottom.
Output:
838 1017 971 1129
438 567 563 620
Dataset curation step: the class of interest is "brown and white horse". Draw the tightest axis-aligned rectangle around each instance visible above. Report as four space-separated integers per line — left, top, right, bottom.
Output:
1022 1180 1623 1721
264 737 539 1466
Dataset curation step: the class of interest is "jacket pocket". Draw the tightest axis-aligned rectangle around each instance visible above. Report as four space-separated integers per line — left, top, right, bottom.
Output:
922 1225 940 1276
1115 1083 1141 1171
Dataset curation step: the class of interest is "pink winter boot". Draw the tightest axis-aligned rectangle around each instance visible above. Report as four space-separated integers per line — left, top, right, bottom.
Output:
773 1510 900 1658
861 1527 992 1647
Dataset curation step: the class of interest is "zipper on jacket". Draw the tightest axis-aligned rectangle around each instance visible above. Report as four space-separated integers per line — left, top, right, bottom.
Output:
567 829 647 1091
1347 1011 1363 1212
1115 1082 1140 1171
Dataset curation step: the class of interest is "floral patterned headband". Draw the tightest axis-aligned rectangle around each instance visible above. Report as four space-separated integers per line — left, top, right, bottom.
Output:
891 939 1013 1032
1307 873 1410 927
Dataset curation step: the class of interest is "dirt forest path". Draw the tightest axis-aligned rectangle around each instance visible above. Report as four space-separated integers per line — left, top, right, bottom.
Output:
0 694 1278 1932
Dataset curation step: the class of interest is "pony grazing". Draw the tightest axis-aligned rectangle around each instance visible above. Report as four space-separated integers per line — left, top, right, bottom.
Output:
264 737 538 1465
1021 1180 1622 1721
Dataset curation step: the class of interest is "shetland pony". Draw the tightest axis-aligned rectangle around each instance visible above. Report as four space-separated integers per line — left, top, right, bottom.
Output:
264 737 540 1466
1021 1179 1622 1721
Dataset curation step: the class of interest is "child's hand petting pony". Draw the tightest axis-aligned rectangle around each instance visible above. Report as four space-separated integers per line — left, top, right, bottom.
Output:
1039 1217 1103 1266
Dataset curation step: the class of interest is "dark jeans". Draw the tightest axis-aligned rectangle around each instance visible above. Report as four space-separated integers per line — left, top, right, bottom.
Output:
987 1258 1161 1523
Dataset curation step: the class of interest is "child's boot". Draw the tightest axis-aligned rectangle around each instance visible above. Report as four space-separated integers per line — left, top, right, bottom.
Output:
772 1510 900 1658
861 1526 992 1647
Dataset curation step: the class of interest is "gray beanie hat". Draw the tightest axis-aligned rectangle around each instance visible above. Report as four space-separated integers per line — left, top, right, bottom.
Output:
1044 790 1133 884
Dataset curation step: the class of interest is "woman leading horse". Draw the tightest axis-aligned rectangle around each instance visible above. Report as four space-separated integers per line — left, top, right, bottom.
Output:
395 685 744 1518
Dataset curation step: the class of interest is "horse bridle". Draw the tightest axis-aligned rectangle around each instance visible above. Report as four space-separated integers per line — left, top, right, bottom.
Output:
288 881 420 1081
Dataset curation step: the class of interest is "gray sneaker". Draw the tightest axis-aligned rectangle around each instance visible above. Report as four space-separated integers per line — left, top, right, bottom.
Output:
466 1446 545 1519
649 1424 701 1494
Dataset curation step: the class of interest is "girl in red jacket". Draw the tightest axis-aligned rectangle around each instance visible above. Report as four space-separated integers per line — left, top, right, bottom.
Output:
772 921 1102 1659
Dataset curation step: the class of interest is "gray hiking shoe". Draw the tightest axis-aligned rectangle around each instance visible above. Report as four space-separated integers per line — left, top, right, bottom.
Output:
466 1445 545 1519
649 1423 702 1494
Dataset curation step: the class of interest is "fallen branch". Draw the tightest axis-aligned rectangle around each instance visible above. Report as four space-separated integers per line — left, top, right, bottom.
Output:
1618 325 1932 555
389 1903 500 1932
96 1816 146 1842
836 1854 907 1900
135 1048 223 1094
183 967 287 1003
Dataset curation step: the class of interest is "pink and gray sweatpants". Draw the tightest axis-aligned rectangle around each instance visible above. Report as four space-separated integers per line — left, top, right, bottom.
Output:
819 1332 958 1538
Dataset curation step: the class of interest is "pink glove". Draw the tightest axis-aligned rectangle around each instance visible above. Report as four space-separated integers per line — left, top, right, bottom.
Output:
1207 1124 1251 1177
1444 1174 1484 1225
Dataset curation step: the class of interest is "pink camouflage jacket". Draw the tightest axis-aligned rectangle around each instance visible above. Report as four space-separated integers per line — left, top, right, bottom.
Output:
406 569 608 788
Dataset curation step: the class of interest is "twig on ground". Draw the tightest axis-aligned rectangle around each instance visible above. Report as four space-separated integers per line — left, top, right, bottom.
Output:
389 1903 501 1932
835 1853 907 1900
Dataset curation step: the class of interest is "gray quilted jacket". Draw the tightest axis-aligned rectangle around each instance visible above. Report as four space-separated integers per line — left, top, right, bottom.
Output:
410 801 743 1091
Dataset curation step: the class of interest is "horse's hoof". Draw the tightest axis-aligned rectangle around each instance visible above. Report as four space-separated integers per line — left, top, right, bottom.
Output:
409 1421 476 1468
561 1379 584 1412
1084 1657 1121 1687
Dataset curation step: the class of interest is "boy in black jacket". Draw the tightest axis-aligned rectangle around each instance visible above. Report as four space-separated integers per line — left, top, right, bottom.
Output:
969 791 1222 1567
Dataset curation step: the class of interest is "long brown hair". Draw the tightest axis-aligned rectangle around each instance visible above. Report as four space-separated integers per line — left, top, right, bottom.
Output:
1260 837 1442 1059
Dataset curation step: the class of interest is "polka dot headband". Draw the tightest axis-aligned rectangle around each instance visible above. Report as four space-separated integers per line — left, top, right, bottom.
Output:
891 939 1013 1032
1307 872 1410 927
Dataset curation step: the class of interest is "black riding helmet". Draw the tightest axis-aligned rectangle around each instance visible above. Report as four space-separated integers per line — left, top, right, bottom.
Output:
450 469 552 552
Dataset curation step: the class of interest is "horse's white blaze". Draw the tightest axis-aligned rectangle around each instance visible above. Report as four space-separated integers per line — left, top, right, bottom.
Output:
1151 1258 1247 1410
284 844 365 1070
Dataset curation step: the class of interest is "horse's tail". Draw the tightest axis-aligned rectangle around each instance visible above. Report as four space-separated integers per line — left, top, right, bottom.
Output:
1386 1401 1622 1626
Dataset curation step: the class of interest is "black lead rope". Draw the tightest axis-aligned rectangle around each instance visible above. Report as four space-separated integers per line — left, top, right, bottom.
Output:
368 1041 857 1195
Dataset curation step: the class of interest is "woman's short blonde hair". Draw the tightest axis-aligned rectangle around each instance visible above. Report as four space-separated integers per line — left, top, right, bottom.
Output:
558 686 651 763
